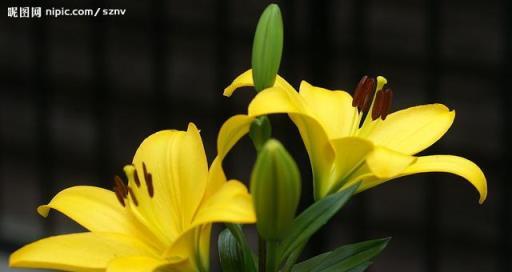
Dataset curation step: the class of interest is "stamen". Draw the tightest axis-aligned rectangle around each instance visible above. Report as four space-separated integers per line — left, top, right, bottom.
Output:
113 186 126 207
381 88 393 120
133 169 141 187
146 173 154 197
114 175 128 197
142 162 149 179
142 162 154 197
361 78 376 112
128 187 139 206
352 76 376 112
371 90 384 120
352 75 368 107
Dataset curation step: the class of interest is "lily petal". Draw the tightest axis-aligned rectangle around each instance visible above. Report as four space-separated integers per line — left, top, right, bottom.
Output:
10 232 158 272
366 146 417 179
107 256 186 272
223 69 295 97
365 104 455 155
299 81 358 139
402 155 487 204
217 114 255 159
132 123 209 242
204 114 255 199
249 87 334 196
344 155 487 204
194 180 256 226
322 137 374 198
163 225 212 271
37 186 163 250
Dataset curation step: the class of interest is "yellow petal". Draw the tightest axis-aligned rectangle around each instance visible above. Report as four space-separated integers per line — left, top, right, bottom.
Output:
10 232 158 272
344 155 487 204
365 104 455 155
163 225 212 271
402 155 487 204
196 224 212 272
132 123 209 242
217 114 255 159
248 86 308 117
366 146 417 178
204 157 228 200
290 114 335 199
107 256 187 272
299 81 358 139
206 114 255 198
194 180 256 226
163 181 254 266
320 137 374 198
223 69 295 97
37 186 163 250
248 87 334 193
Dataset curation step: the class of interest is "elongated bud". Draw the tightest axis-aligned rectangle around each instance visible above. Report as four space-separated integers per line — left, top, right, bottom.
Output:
249 116 272 152
251 4 284 92
251 139 301 241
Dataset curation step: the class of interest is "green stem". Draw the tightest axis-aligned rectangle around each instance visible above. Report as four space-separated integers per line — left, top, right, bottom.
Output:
266 241 280 272
259 237 267 272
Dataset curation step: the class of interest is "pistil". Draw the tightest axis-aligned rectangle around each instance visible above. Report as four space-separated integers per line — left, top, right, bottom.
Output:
127 187 139 206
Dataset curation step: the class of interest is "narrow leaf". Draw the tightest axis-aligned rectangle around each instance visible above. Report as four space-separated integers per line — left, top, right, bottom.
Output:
225 224 257 272
218 228 245 272
278 184 359 262
292 238 390 272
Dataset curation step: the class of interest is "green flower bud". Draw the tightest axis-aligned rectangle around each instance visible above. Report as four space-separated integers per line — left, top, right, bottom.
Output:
251 4 283 92
249 116 272 152
251 139 301 241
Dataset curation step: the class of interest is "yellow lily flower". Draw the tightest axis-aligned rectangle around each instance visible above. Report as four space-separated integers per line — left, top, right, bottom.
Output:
10 123 255 272
220 70 487 203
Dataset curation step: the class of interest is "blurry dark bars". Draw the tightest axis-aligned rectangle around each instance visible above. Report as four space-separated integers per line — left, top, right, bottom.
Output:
2 0 509 271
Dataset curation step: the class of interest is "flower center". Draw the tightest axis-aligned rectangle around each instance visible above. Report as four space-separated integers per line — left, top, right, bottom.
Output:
352 75 393 121
349 75 394 137
112 163 154 207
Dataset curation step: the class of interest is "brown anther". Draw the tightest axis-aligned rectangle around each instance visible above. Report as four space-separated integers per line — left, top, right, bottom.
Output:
371 90 384 120
133 168 141 187
113 186 126 207
146 173 154 197
352 75 368 107
359 77 376 112
114 175 128 197
352 76 376 112
142 162 149 179
381 88 393 120
128 187 139 206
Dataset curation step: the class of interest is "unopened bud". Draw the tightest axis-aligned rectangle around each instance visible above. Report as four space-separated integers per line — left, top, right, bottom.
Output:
251 4 284 92
251 139 301 241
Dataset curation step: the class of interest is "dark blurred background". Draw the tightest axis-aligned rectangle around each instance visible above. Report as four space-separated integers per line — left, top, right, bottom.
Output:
2 0 510 271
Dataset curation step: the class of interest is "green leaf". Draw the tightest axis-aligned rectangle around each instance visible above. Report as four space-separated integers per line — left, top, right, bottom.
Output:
289 251 331 272
277 184 359 263
218 228 245 272
345 261 372 272
251 3 283 92
225 224 257 272
292 238 390 272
